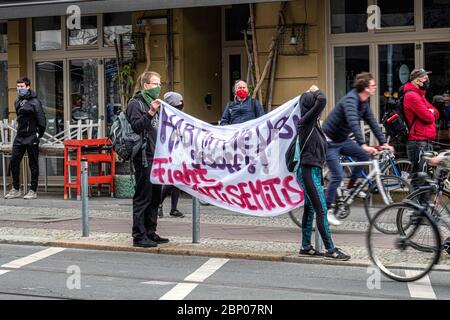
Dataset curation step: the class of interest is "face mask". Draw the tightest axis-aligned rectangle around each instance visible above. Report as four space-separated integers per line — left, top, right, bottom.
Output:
175 103 184 111
141 86 161 106
17 88 28 97
235 89 248 100
418 79 430 90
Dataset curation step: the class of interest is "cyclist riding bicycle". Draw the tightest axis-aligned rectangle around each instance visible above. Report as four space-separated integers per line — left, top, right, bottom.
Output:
322 72 394 226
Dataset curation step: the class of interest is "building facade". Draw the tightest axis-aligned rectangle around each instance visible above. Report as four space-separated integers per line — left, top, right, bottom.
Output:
0 0 449 181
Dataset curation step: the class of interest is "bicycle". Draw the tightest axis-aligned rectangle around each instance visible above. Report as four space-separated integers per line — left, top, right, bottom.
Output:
366 168 450 282
289 148 412 228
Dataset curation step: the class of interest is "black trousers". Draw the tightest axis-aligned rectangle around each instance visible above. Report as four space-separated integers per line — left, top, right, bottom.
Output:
161 185 180 211
132 156 161 241
406 140 432 190
11 135 40 192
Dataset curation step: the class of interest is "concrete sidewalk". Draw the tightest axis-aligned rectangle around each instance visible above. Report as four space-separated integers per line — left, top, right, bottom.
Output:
0 194 448 269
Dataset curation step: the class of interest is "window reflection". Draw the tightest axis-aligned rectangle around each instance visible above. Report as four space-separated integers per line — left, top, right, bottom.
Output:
32 17 61 51
68 16 98 46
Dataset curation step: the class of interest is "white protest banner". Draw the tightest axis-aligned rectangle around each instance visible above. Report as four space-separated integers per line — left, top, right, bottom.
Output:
150 96 304 216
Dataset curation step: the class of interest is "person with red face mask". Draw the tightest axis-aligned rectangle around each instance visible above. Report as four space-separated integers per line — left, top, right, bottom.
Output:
219 80 264 125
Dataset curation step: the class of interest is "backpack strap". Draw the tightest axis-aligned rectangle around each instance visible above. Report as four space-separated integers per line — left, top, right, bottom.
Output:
252 98 257 118
404 90 417 132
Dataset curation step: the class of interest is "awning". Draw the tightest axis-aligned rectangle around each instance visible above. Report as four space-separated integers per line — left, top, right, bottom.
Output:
0 0 285 19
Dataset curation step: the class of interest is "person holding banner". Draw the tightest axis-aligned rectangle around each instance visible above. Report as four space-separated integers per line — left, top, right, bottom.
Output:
296 85 350 261
158 91 185 218
219 80 265 125
126 71 169 248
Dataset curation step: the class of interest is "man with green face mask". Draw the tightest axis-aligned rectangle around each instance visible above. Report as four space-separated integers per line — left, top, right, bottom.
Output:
126 71 168 248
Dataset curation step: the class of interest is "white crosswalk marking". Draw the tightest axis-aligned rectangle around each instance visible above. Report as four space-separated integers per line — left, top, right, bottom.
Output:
159 258 229 300
0 270 10 276
1 247 66 269
405 272 437 299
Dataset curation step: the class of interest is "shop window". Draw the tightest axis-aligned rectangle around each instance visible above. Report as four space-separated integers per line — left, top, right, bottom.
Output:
225 4 251 41
424 0 450 29
378 44 415 121
103 12 132 47
0 23 7 53
68 16 98 46
32 16 61 51
0 61 8 120
69 59 99 124
333 46 370 102
330 0 368 34
377 0 414 28
104 58 120 132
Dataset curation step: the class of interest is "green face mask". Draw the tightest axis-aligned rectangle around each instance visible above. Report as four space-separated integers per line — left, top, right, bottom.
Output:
142 86 161 106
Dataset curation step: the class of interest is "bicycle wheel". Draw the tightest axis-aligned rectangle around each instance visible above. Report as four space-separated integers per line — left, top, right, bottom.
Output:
363 175 412 224
398 187 450 242
383 159 413 182
367 203 441 282
288 207 316 231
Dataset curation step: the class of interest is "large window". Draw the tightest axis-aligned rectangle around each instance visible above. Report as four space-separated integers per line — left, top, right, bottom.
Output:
424 0 450 29
32 16 61 51
104 58 120 131
70 59 99 124
334 46 370 102
103 12 132 47
0 23 7 53
378 44 415 121
330 0 368 34
225 4 251 41
0 61 8 120
378 0 414 28
68 16 98 46
425 42 450 98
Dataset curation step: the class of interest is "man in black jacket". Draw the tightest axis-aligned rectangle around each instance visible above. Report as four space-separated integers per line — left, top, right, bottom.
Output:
5 77 46 200
126 71 169 248
322 73 393 225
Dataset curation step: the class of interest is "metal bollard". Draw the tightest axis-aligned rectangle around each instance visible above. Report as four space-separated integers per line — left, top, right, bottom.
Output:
192 197 200 243
81 159 89 237
314 218 323 253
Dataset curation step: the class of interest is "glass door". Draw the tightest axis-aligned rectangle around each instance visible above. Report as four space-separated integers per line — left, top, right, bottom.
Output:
69 59 99 125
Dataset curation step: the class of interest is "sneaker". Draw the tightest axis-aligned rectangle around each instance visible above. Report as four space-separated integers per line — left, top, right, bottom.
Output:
23 190 37 200
344 188 367 198
158 205 163 218
327 209 342 226
169 209 184 218
5 188 22 199
133 237 158 248
148 233 169 244
325 248 350 261
299 247 324 257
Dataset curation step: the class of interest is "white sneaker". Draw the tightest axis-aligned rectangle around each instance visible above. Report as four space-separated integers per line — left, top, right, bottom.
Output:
23 190 37 200
5 188 22 199
327 209 342 226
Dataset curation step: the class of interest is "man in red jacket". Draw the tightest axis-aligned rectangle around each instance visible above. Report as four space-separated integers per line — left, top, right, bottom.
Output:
404 68 438 189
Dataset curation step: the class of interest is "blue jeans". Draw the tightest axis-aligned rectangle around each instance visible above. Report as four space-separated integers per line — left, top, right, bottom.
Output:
325 139 369 206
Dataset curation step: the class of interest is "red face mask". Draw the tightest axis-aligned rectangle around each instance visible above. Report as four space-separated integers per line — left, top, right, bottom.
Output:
235 89 248 100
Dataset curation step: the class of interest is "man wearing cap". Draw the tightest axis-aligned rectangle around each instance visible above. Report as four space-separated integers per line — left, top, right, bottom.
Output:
404 68 438 189
158 91 185 218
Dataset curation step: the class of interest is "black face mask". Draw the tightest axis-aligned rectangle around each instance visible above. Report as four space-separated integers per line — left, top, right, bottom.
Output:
175 103 184 111
418 79 430 90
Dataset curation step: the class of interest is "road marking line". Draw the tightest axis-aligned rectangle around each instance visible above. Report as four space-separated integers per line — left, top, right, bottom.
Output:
0 270 10 276
142 280 177 286
1 247 66 269
184 258 229 282
159 258 229 300
405 272 436 299
159 283 199 300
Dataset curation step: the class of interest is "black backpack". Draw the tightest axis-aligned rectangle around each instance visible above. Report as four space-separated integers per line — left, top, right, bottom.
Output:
382 87 414 144
109 99 147 163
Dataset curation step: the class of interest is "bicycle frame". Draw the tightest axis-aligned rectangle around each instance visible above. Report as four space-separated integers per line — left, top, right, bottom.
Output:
339 156 391 205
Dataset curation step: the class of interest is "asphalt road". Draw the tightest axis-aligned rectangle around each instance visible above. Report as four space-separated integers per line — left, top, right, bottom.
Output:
0 244 449 301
